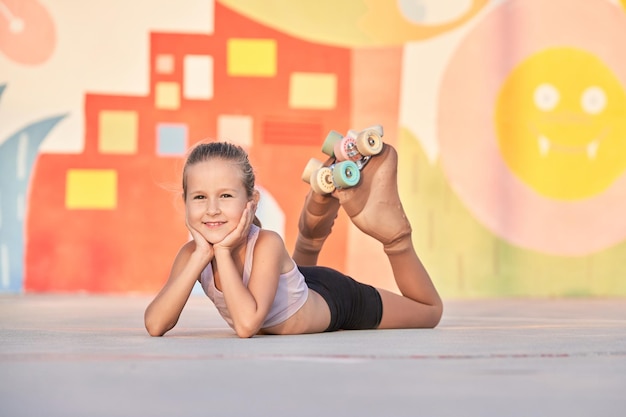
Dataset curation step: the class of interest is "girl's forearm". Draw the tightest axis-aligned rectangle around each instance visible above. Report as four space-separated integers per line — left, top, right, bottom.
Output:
144 254 208 336
213 249 262 338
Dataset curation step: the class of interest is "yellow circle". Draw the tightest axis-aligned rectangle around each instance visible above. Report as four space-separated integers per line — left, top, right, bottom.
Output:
495 47 626 200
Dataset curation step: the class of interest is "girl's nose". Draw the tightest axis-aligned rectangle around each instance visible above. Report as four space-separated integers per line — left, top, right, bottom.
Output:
206 200 221 215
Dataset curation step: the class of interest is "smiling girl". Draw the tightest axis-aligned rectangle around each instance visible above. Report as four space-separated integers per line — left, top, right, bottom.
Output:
144 141 442 338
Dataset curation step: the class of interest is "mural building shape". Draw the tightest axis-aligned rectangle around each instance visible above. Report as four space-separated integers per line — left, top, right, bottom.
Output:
25 4 351 292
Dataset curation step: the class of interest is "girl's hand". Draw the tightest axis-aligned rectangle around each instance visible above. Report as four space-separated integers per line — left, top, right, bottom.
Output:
186 215 214 262
214 201 257 253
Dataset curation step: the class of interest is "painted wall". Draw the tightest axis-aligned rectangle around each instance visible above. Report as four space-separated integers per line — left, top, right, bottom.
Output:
1 0 625 297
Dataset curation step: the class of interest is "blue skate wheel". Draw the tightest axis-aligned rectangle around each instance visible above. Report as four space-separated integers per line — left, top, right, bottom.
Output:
333 160 360 188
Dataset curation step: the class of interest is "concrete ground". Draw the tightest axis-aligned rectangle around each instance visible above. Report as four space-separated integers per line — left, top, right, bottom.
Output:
1 295 625 417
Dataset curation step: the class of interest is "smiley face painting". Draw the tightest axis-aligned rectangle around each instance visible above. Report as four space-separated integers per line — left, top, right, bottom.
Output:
495 47 626 200
438 0 626 256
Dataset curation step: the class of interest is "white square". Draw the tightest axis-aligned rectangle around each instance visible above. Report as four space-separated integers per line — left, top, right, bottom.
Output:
183 55 213 100
217 115 253 147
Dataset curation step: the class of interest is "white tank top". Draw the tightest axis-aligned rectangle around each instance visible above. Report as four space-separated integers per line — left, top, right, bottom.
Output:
200 224 309 329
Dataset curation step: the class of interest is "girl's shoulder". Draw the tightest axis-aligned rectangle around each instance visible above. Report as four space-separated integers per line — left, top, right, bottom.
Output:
255 228 285 246
252 228 293 273
252 228 289 258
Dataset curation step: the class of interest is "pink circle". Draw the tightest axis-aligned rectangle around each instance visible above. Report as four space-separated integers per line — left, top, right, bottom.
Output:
437 0 626 255
0 0 56 65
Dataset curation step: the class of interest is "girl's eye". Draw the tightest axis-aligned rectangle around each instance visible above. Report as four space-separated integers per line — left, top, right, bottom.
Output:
220 194 233 198
193 195 205 200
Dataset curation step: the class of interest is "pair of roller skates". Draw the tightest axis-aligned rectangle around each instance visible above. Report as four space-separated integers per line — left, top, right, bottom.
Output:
302 125 384 194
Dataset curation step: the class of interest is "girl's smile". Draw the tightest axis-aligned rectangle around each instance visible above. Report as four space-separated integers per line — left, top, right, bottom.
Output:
203 221 226 227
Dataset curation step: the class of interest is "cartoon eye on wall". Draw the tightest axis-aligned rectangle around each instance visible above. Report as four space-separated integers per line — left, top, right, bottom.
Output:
580 86 606 115
533 83 560 111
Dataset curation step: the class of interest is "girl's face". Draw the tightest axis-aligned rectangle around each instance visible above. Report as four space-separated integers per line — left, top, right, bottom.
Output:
185 158 252 244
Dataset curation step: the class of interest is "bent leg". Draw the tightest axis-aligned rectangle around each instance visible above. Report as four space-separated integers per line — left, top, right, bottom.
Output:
376 288 442 329
335 144 443 326
292 189 340 266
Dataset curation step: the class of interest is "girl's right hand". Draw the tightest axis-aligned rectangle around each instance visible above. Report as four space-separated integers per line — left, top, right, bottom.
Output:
186 216 214 263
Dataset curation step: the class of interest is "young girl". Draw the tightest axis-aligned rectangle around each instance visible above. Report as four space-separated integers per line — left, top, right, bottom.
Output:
144 141 443 338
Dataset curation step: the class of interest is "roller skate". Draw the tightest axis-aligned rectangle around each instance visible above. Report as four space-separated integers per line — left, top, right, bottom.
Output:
301 125 384 195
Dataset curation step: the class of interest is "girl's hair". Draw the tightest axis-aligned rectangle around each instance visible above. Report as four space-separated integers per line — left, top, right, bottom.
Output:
183 141 261 227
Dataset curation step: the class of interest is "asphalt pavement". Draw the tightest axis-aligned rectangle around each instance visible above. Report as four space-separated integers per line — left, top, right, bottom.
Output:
1 294 625 417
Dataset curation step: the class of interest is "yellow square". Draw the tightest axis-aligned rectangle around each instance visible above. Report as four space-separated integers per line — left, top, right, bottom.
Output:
99 111 138 154
155 82 180 109
289 73 337 109
66 169 117 210
227 39 276 77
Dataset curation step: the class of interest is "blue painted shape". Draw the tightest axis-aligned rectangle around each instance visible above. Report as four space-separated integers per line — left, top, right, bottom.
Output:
0 85 67 292
157 123 188 156
397 0 427 23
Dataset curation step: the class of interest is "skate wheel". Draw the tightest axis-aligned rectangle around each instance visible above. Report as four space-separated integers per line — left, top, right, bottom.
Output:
322 130 343 157
333 160 360 188
346 129 358 139
333 137 360 162
310 167 336 194
367 124 384 137
301 158 324 184
356 128 383 156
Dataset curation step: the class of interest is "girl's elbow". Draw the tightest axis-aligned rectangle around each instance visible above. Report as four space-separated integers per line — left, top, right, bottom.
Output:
144 315 173 337
234 326 258 338
145 320 165 337
233 320 260 338
145 324 166 337
235 330 255 339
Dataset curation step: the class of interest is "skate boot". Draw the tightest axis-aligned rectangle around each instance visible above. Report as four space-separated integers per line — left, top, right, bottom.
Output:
334 143 413 255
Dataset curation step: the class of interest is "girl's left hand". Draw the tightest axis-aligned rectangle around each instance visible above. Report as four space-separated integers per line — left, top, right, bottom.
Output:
214 201 257 252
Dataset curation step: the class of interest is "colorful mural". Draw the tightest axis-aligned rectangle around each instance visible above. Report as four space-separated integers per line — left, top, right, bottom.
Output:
1 0 626 297
24 4 353 293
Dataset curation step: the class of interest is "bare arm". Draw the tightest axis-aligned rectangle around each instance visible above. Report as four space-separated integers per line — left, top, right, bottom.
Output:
144 223 214 336
213 203 284 338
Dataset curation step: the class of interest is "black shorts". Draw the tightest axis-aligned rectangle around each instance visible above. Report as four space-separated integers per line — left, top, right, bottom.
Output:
299 266 383 332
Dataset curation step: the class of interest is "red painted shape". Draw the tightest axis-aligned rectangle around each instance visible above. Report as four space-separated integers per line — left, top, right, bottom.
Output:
25 3 351 293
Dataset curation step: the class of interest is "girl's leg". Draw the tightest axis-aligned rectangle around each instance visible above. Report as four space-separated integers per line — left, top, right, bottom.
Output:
334 144 443 328
293 159 340 266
